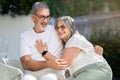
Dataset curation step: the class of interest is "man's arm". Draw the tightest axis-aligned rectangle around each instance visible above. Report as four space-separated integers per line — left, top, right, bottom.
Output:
20 35 52 71
20 55 49 71
20 54 67 71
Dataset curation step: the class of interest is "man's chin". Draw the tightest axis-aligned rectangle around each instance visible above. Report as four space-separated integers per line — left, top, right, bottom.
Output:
41 27 47 32
44 26 47 30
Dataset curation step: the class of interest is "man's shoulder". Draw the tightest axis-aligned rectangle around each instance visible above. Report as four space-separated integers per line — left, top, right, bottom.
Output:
48 24 54 27
20 28 32 37
47 25 55 30
46 25 56 33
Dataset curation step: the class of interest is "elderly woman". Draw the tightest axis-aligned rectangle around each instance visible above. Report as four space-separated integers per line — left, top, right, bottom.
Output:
35 16 112 80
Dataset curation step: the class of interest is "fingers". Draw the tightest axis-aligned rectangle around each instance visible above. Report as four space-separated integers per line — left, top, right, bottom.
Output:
58 65 68 70
94 45 103 55
44 42 48 50
55 59 68 70
35 39 43 45
56 59 68 65
34 40 41 48
35 40 47 47
38 40 47 47
34 40 48 53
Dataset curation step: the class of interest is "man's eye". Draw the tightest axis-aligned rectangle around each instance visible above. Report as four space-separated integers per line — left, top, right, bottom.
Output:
40 16 45 18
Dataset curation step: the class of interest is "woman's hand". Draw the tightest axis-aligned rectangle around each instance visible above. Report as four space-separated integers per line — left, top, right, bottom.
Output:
35 40 48 53
48 59 68 70
94 45 103 55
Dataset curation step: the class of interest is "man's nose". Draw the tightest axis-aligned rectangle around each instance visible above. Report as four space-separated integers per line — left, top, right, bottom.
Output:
43 18 49 23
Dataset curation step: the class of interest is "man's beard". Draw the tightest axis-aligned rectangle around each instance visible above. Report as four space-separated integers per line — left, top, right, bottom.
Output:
40 26 47 32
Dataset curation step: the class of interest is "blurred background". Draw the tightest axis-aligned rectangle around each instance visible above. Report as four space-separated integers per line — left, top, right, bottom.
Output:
0 0 120 79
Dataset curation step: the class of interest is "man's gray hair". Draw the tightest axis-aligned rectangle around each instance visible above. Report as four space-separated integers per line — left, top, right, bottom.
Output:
31 2 49 14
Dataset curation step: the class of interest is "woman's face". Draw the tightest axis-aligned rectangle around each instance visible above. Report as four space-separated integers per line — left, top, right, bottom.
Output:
55 21 71 42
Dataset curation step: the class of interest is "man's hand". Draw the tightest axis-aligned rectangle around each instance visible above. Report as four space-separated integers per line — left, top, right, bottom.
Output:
94 45 103 55
35 40 48 53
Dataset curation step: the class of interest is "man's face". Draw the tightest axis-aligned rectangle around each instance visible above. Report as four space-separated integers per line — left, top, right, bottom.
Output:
33 8 50 32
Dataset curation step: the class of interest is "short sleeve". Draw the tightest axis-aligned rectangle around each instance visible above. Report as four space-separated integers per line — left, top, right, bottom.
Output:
19 35 32 57
65 33 94 53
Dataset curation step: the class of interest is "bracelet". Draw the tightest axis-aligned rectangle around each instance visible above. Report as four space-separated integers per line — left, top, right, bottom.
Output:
41 51 48 56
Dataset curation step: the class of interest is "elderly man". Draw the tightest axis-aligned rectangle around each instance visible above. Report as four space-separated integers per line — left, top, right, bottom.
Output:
20 2 103 80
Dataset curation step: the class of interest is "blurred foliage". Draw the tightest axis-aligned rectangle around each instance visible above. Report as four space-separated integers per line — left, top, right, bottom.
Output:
89 27 120 77
0 0 43 17
1 0 120 17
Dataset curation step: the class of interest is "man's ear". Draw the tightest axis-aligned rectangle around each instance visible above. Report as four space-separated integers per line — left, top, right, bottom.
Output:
31 14 35 22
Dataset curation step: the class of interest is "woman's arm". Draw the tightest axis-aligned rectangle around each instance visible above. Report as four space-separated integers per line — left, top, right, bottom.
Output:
35 39 81 65
35 40 102 68
61 47 81 66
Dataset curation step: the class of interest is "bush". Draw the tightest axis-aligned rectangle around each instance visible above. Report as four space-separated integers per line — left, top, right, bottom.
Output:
1 0 120 17
90 28 120 77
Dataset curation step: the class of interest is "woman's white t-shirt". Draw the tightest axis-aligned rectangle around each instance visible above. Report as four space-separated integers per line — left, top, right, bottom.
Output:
65 31 106 75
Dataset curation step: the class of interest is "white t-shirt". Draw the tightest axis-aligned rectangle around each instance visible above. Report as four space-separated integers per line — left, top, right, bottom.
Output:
20 25 65 78
65 31 106 75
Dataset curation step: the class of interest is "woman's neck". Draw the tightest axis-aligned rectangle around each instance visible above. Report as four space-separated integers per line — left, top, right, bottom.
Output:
63 34 71 43
62 36 69 43
63 39 67 43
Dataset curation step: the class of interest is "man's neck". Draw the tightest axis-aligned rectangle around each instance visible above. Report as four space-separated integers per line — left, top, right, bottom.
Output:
33 27 44 33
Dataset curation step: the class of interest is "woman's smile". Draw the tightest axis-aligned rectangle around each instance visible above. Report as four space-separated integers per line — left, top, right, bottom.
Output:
56 21 71 42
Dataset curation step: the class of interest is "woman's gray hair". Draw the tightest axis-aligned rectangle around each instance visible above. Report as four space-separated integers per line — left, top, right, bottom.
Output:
31 2 49 14
55 16 76 36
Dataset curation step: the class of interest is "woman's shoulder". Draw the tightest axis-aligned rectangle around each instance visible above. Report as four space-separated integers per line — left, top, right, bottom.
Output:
65 32 81 47
69 32 84 42
65 31 89 48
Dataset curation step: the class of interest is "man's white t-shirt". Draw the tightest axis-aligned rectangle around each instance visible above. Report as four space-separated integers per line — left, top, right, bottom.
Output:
20 25 64 78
